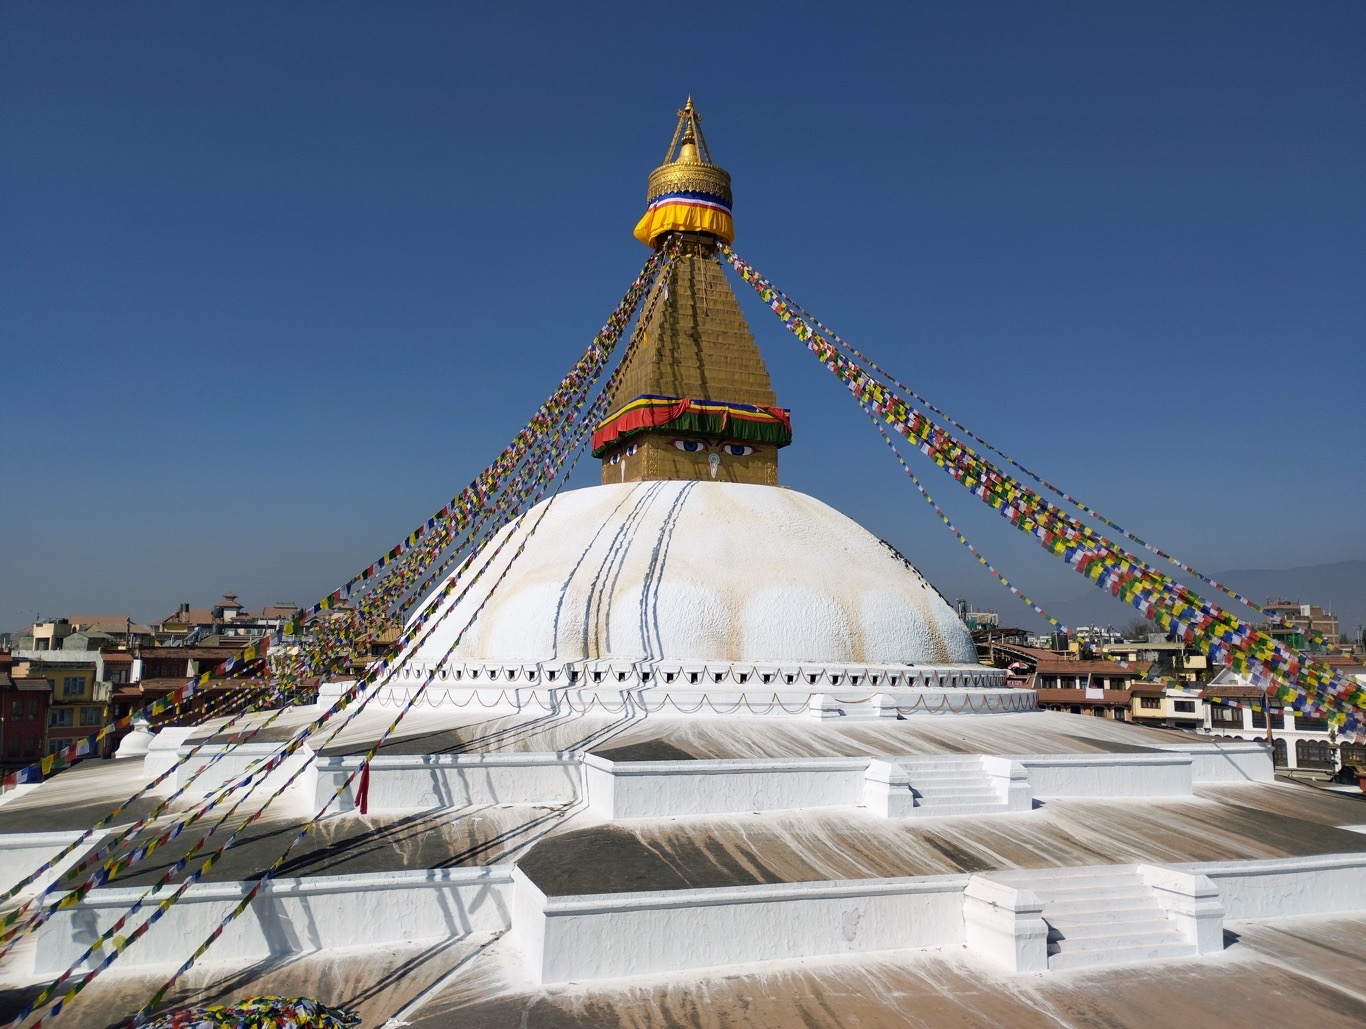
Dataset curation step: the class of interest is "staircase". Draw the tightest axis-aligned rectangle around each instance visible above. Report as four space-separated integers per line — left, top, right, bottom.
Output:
1027 867 1198 969
899 755 1013 817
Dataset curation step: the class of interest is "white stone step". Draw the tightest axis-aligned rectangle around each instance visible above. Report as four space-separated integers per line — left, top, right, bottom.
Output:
1031 880 1148 903
912 785 999 800
908 775 988 786
991 866 1133 888
911 779 993 792
913 796 1005 808
1048 939 1196 970
1021 869 1199 970
1048 917 1178 941
1009 865 1139 882
1049 929 1191 951
906 801 1013 817
900 754 984 763
1036 879 1147 896
1029 873 1144 894
1040 896 1155 920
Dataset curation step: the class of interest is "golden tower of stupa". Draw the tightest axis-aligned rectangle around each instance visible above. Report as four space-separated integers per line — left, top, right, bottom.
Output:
592 100 792 486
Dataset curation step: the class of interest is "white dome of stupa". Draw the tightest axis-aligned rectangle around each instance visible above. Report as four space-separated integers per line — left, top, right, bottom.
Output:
403 480 977 669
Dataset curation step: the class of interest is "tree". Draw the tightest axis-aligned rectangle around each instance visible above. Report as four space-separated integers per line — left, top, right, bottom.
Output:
1122 617 1158 642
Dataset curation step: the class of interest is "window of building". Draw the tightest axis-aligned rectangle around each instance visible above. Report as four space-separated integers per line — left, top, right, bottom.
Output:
1296 738 1335 771
1294 715 1329 732
28 701 38 720
1211 705 1242 726
26 735 38 756
49 708 73 727
80 707 102 726
1251 708 1282 729
6 738 16 757
1115 709 1126 722
48 740 65 754
1174 700 1196 713
62 677 84 697
1273 739 1287 766
9 700 20 718
1140 697 1162 709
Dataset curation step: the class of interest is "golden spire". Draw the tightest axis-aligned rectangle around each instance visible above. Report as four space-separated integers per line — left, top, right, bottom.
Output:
602 103 790 486
633 98 734 248
660 96 712 165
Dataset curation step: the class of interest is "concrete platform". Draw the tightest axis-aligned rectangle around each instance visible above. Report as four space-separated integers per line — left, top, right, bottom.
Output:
517 788 1366 896
3 706 1363 1028
6 915 1364 1028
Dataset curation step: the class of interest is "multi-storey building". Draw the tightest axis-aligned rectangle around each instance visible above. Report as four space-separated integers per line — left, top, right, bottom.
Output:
154 594 297 646
9 652 115 758
980 643 1150 720
1263 600 1341 649
1101 636 1210 684
1129 682 1204 731
1202 666 1366 772
19 615 152 651
0 659 52 780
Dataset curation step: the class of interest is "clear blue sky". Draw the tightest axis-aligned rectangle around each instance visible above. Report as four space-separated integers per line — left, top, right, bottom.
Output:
2 2 1362 634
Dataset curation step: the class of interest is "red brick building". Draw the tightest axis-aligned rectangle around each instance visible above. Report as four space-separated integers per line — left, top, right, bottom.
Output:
1 662 53 780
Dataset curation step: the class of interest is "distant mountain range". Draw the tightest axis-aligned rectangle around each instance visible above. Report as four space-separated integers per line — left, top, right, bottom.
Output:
1038 559 1365 640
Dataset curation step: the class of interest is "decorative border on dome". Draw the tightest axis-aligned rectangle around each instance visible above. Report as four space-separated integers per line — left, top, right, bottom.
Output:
326 677 1036 719
317 660 1033 722
381 658 1009 690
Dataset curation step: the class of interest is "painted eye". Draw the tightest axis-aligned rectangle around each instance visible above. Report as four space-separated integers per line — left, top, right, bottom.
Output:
626 443 638 456
722 444 755 457
609 452 621 465
672 439 706 453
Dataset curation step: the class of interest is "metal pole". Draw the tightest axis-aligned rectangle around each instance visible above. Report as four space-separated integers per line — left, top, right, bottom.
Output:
1264 685 1275 755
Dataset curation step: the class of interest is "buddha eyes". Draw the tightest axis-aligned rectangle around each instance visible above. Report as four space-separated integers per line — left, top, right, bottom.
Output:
670 439 756 457
608 443 640 464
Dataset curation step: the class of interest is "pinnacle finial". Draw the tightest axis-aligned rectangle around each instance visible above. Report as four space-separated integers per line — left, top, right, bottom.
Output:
661 96 712 165
634 99 734 248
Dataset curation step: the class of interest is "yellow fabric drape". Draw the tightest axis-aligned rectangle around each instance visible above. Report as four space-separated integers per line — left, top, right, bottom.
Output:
634 203 735 246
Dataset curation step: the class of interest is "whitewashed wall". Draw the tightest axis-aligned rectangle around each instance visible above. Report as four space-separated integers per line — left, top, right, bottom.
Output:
1016 753 1194 797
171 742 317 800
0 830 107 896
584 755 867 818
1170 854 1366 919
512 867 969 984
315 753 581 812
1150 742 1274 783
35 867 513 974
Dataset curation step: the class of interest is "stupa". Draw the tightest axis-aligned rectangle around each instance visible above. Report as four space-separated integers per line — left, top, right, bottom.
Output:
3 102 1364 1029
374 98 1021 719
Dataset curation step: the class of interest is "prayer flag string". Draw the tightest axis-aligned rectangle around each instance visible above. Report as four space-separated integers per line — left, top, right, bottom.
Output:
761 279 1352 658
0 247 670 795
7 248 678 1029
113 253 675 1029
719 245 1365 738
